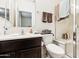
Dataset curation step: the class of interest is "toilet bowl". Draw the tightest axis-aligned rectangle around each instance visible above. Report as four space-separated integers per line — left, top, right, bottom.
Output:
42 34 65 58
46 44 65 58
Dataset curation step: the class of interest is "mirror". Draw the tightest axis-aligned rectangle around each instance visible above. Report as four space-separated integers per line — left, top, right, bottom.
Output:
56 0 70 21
59 0 70 18
18 11 32 27
0 8 9 20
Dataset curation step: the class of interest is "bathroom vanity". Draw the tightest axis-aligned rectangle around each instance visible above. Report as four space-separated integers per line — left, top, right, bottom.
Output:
0 34 42 58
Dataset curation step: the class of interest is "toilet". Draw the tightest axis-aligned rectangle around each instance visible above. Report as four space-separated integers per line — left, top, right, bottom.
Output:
43 34 65 58
46 44 65 58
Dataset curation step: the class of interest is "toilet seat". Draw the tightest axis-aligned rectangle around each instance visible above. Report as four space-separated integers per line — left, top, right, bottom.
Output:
46 44 65 54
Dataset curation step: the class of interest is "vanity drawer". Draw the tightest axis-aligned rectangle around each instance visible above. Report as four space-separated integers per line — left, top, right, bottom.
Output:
15 47 41 58
0 37 42 53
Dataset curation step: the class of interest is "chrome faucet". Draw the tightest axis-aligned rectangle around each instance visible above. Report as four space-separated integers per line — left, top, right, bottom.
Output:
21 29 24 35
3 26 8 35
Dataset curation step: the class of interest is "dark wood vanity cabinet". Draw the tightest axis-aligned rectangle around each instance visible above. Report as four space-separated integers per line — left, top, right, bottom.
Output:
15 47 41 58
0 37 42 58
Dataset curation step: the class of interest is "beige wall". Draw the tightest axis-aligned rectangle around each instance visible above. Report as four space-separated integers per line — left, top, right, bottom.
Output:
56 14 73 40
76 14 79 58
55 0 73 40
55 14 74 57
76 14 79 27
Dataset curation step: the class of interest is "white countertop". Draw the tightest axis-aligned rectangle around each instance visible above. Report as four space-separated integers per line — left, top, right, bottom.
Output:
0 33 43 41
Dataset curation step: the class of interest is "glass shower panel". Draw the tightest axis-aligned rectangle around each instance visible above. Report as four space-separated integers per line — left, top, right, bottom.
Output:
55 0 74 58
75 0 79 58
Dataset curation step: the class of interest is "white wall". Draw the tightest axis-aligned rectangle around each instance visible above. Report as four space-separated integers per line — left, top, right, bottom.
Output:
33 0 56 34
0 0 56 34
0 0 9 8
16 0 35 28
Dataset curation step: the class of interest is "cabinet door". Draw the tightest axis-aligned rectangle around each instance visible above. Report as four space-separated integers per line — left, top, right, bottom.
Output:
15 47 41 58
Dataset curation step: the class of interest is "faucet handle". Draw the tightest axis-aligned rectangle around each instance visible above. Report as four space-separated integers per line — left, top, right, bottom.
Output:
3 26 8 30
3 26 8 35
51 33 54 36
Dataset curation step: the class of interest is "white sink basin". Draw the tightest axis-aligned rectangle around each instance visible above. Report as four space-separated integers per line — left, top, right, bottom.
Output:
6 34 20 36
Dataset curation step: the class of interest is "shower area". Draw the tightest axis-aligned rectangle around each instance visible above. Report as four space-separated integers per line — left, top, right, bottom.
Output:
55 0 79 58
75 0 79 58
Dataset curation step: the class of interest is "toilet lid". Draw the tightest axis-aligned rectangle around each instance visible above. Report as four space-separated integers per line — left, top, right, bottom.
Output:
46 44 65 54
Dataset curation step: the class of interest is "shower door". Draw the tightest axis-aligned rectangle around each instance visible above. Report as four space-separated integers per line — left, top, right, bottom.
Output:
75 0 79 58
55 0 74 58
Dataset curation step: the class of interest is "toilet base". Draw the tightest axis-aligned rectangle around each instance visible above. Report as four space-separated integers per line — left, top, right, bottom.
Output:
47 51 65 58
46 44 65 58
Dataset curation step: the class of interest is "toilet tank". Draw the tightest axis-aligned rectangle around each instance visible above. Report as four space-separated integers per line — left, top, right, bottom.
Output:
42 34 54 45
